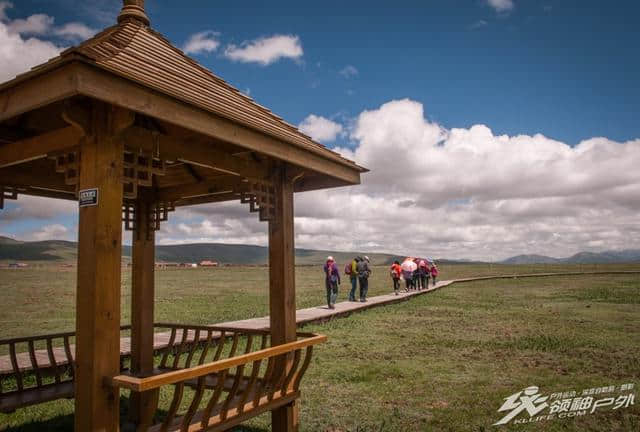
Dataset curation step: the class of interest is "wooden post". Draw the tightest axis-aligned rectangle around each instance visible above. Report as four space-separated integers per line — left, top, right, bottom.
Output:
268 165 298 432
128 195 158 430
75 102 127 432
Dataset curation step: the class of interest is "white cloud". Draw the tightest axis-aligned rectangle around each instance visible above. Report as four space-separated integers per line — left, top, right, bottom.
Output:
224 34 303 66
0 196 76 222
298 114 344 143
53 22 95 40
183 30 220 55
5 13 53 35
486 0 514 13
0 21 62 82
470 20 488 30
0 3 95 82
339 65 358 78
147 99 640 261
26 224 70 241
0 1 12 20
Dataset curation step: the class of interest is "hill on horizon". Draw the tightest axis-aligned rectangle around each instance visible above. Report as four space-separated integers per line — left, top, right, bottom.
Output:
0 236 406 265
2 236 638 266
500 249 640 264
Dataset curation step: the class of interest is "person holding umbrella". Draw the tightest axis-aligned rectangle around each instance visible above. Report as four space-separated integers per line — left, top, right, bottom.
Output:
323 256 340 309
401 257 417 291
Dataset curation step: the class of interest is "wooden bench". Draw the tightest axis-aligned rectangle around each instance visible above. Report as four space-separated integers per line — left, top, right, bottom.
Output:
0 324 212 414
0 330 77 413
1 323 326 432
112 328 326 431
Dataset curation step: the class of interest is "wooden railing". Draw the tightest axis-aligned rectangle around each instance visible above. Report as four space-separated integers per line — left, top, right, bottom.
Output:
112 324 326 432
0 323 326 430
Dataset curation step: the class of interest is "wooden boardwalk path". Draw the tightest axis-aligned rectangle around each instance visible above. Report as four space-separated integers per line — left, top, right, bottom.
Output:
217 280 453 330
2 269 639 375
0 281 451 374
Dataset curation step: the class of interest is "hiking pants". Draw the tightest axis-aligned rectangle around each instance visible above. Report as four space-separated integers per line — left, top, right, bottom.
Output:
359 277 369 300
349 276 358 301
393 277 400 292
405 278 412 290
420 275 427 289
326 279 338 306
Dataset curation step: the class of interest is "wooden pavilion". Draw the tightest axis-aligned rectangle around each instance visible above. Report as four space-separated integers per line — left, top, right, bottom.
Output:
0 1 366 430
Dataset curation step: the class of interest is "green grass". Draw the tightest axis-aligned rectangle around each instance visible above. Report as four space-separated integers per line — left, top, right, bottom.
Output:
1 265 639 431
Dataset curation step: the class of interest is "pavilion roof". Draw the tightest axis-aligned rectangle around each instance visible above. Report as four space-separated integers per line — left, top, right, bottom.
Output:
1 18 365 176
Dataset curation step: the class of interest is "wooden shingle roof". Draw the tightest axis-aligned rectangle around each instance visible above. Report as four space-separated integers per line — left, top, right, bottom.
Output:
17 19 364 173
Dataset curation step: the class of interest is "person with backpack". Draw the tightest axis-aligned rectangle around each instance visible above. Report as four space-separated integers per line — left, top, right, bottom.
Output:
356 255 371 302
390 260 402 295
430 263 439 286
346 256 360 301
418 259 429 290
324 256 340 309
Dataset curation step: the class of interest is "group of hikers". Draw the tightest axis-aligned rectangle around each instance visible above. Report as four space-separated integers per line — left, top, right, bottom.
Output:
323 255 439 309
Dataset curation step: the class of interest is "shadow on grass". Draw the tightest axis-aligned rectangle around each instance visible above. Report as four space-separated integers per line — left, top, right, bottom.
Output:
2 396 269 432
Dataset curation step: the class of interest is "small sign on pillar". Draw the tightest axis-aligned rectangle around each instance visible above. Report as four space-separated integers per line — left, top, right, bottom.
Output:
79 188 99 207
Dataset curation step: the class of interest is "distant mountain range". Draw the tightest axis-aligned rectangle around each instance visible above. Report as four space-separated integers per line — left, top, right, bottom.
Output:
0 236 402 265
1 236 638 265
500 250 640 264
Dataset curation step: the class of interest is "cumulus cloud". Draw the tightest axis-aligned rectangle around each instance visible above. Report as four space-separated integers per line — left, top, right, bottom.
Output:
5 13 53 35
0 2 95 82
486 0 514 13
339 65 358 78
53 22 95 40
298 114 344 143
26 224 70 241
183 30 220 55
224 34 303 65
0 196 76 222
0 19 62 82
157 99 640 261
2 98 638 260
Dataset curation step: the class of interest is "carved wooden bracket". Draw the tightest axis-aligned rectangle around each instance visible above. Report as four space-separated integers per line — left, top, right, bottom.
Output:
123 200 174 240
122 202 137 232
50 150 81 196
122 148 166 200
0 186 18 210
240 180 275 222
149 201 174 233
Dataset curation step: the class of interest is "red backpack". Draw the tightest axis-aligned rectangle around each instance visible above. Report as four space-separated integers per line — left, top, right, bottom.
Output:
344 263 352 275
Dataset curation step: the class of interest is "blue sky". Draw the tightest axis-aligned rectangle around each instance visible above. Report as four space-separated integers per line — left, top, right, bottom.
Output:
1 0 639 259
7 0 640 145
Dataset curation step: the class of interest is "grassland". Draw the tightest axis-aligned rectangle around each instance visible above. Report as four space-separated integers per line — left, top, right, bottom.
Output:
1 264 639 431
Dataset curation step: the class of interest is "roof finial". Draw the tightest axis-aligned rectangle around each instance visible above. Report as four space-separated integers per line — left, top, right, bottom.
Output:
118 0 150 26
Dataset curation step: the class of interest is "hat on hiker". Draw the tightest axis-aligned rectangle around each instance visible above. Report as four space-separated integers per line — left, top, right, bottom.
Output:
364 256 369 262
327 256 334 262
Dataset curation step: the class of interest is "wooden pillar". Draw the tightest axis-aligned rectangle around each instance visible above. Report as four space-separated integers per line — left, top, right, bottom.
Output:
75 103 127 432
268 165 298 432
128 196 158 430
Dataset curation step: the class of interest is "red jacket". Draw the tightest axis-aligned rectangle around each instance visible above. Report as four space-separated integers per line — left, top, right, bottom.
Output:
430 266 439 277
390 263 402 278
